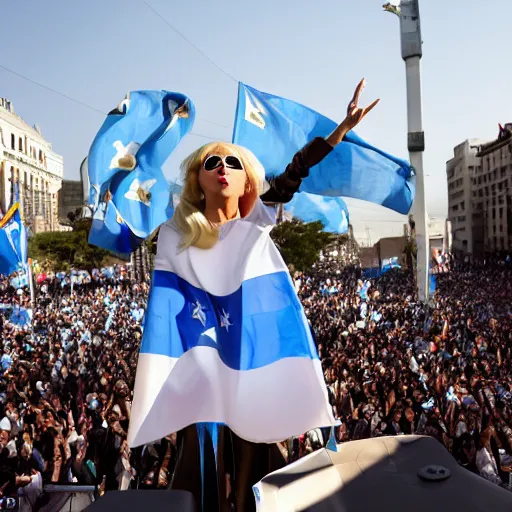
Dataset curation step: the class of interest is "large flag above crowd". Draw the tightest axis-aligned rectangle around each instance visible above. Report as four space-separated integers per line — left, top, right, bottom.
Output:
87 90 195 256
233 83 415 215
86 84 413 252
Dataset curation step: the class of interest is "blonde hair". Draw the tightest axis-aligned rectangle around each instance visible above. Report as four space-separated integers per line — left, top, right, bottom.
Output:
173 142 264 250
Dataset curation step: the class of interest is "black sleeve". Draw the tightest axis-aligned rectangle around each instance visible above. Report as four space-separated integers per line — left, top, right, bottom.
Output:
260 137 333 204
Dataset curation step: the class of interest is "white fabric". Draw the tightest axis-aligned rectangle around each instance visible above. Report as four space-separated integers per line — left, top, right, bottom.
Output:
128 200 335 446
155 200 279 295
129 351 333 446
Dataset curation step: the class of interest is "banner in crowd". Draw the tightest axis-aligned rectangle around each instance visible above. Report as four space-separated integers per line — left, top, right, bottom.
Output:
381 256 401 273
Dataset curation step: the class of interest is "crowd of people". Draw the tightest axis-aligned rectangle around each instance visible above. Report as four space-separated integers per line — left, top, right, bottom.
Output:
295 257 512 490
0 267 148 507
0 255 511 507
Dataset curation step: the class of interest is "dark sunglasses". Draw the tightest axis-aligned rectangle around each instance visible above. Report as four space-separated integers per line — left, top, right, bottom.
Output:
203 154 244 172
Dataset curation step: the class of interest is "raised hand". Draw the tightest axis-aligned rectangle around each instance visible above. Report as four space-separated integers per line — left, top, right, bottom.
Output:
326 79 380 147
344 79 380 131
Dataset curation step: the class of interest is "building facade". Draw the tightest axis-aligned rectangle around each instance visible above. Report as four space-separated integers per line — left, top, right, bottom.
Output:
474 126 512 255
0 98 64 233
447 128 512 260
58 180 84 224
446 138 488 258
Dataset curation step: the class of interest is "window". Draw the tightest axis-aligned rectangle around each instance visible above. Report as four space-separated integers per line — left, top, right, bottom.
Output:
38 150 43 163
18 137 22 152
10 134 15 149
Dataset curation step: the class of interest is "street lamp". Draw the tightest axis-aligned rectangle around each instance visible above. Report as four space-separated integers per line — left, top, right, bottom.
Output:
384 0 429 302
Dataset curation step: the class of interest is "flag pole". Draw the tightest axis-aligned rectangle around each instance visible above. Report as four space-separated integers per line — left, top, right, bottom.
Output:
27 260 35 307
18 179 35 307
386 0 429 301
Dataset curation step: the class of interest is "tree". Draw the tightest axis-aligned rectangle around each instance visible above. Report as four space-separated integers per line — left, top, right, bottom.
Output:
270 219 333 271
28 225 113 271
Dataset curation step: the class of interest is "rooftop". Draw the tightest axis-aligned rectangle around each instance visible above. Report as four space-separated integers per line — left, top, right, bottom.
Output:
0 98 49 145
476 123 512 157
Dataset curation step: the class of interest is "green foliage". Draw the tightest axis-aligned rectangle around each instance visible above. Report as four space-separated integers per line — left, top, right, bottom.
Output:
270 219 332 271
28 228 112 272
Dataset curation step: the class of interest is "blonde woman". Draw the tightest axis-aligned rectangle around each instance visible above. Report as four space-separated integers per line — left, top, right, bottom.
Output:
132 79 379 511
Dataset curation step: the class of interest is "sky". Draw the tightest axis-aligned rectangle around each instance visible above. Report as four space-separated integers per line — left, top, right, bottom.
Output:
1 0 510 243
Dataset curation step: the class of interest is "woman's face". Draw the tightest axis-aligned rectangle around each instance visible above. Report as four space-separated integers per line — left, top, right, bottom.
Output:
198 146 247 202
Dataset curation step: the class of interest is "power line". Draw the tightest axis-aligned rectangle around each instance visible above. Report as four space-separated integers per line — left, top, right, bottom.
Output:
0 63 225 141
0 64 106 115
359 219 407 223
200 119 230 130
142 0 238 84
189 132 226 141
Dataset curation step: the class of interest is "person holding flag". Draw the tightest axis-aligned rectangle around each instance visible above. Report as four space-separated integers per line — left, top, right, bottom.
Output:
127 79 379 511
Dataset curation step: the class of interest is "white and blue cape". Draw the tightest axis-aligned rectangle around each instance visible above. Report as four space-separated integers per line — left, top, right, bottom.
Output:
128 200 335 447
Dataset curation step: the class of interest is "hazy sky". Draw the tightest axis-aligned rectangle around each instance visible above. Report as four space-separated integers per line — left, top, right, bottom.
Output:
1 0 509 242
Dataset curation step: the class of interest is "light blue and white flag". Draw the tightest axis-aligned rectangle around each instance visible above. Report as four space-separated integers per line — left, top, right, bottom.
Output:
285 192 349 234
381 256 401 273
9 306 32 329
0 203 28 276
10 272 29 289
88 90 195 256
128 200 335 447
233 83 414 215
359 281 371 300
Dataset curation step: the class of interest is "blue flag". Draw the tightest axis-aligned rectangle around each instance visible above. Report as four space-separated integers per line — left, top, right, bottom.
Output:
87 90 195 256
0 203 28 276
233 83 415 215
9 306 32 329
285 192 349 234
127 201 335 448
429 272 437 295
381 256 401 273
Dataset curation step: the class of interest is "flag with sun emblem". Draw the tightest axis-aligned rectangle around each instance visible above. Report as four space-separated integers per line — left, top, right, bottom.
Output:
87 90 195 256
233 83 414 216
